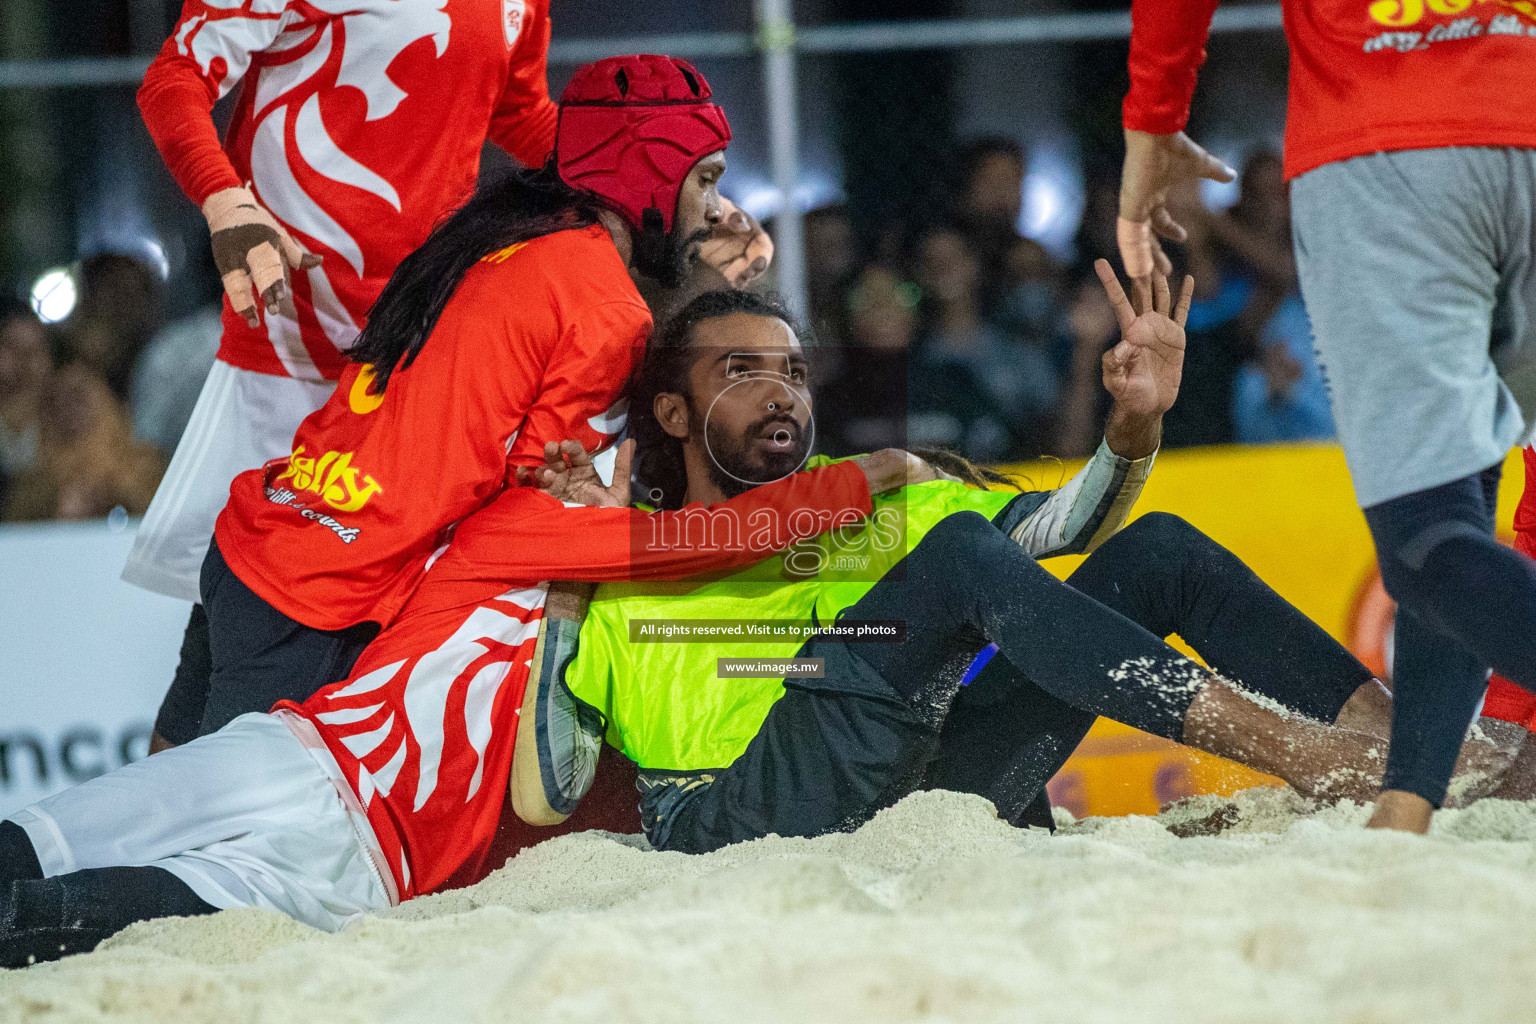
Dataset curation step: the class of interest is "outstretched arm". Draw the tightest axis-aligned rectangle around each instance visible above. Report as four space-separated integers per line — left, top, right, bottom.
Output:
1004 261 1192 558
438 450 936 586
1118 0 1234 291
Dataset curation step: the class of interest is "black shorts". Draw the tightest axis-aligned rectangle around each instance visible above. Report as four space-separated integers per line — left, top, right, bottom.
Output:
648 637 939 854
647 638 1087 854
155 539 379 741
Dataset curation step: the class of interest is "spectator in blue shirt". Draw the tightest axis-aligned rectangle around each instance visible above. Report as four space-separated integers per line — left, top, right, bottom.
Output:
1233 294 1336 443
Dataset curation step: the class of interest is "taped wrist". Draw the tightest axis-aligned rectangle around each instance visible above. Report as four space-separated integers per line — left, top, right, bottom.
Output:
1002 439 1155 559
202 186 292 301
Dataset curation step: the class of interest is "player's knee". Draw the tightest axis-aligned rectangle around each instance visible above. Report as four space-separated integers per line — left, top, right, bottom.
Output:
1117 512 1196 551
917 511 1004 565
1102 512 1209 573
1365 472 1497 604
1369 517 1488 605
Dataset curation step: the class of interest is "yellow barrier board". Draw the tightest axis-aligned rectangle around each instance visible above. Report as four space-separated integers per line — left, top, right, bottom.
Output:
1001 442 1527 818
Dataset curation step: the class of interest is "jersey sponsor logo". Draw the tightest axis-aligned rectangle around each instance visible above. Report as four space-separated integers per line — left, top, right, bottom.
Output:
1366 0 1534 30
275 444 385 512
349 364 385 414
503 0 527 47
265 485 362 542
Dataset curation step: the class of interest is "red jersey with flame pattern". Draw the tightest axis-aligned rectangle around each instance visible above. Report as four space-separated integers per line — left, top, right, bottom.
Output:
286 582 547 899
279 461 875 898
1123 0 1536 180
138 0 557 382
214 225 651 632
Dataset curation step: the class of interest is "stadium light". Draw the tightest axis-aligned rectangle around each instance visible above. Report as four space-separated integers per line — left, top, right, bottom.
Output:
1021 143 1085 257
29 267 78 324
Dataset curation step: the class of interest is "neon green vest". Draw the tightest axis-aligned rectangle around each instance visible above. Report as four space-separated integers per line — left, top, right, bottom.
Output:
564 465 1018 772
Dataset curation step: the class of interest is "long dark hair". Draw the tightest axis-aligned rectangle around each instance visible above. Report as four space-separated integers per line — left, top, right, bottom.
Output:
910 446 1019 491
349 163 601 392
629 289 804 510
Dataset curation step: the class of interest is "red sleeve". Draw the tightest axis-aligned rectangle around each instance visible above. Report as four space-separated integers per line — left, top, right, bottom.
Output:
436 461 873 584
487 0 558 168
1122 0 1220 135
507 298 652 468
137 0 289 205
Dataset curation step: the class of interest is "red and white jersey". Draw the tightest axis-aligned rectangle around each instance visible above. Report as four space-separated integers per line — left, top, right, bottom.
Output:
284 584 547 899
277 459 875 898
138 0 557 382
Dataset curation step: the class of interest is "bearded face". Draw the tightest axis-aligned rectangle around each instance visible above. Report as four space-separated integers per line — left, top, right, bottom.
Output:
699 389 813 499
640 223 715 289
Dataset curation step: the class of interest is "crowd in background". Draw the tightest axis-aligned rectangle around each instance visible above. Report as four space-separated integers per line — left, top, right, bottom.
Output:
0 253 182 524
805 138 1335 464
0 138 1335 525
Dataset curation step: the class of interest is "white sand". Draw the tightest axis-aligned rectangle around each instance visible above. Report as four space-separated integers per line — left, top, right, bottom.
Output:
5 789 1536 1024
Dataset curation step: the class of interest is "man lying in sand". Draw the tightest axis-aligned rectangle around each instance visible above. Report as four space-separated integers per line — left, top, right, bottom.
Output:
0 270 1511 968
516 275 1522 853
0 423 948 965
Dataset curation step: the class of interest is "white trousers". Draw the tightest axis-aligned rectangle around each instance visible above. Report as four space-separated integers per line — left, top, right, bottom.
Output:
9 713 392 933
122 359 335 602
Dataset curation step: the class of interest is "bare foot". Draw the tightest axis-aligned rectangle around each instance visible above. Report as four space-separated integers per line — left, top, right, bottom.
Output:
1474 716 1528 750
1365 789 1433 833
1324 687 1518 809
1444 719 1525 806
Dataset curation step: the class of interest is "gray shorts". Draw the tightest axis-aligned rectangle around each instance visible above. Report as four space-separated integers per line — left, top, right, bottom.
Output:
1291 146 1536 508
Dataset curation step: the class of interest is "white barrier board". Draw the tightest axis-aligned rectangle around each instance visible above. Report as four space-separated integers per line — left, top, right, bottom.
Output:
0 520 189 817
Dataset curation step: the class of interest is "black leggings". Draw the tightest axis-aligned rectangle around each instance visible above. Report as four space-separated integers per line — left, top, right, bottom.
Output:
660 512 1372 852
1364 463 1536 804
154 540 378 742
860 511 1369 741
0 821 216 968
154 603 213 745
923 512 1373 825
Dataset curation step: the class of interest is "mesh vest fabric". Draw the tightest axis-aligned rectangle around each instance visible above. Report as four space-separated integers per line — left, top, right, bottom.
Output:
563 468 1019 773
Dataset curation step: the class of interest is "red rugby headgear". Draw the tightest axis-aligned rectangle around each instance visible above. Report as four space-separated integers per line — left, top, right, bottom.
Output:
555 55 731 235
